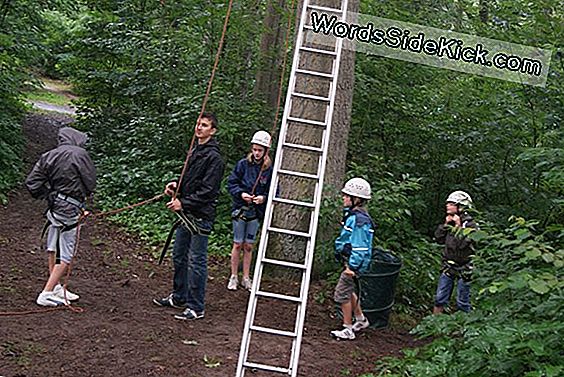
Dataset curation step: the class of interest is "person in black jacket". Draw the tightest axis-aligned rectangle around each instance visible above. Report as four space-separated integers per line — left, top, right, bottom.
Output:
153 112 225 321
433 190 477 314
26 127 96 306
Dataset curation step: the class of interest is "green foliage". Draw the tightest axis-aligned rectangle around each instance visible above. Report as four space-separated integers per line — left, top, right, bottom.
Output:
352 0 564 232
63 0 278 254
373 217 563 377
0 0 47 202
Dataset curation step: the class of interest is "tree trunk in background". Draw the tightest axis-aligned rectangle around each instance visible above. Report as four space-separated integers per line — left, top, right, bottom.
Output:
254 0 287 108
265 0 358 278
479 0 489 24
324 0 358 196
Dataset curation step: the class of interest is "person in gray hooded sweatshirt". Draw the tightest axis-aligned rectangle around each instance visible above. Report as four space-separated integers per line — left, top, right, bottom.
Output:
26 126 96 306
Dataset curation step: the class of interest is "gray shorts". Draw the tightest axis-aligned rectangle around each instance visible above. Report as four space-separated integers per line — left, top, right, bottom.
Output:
45 210 79 264
334 271 355 304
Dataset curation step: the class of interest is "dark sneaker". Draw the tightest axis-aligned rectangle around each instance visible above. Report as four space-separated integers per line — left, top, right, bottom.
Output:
152 294 186 309
174 308 205 320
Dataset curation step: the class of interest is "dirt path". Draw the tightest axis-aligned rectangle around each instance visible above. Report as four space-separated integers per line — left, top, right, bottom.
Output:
0 113 422 377
28 101 76 115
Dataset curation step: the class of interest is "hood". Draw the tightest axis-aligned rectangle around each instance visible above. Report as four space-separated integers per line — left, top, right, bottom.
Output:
58 127 88 148
195 137 220 152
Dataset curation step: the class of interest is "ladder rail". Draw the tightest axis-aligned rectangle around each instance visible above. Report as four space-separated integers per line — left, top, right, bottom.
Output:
289 3 349 374
236 1 348 376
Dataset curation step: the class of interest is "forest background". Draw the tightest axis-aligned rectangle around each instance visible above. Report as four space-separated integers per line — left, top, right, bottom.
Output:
1 0 562 376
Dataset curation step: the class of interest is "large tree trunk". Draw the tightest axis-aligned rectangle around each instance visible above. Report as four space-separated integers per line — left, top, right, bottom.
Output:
325 0 358 195
254 0 288 108
265 0 358 278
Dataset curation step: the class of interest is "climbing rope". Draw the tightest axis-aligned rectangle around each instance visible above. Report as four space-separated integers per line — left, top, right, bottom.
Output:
3 0 297 317
174 0 235 200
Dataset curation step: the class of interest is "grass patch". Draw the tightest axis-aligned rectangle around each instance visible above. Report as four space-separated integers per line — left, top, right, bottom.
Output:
25 88 71 106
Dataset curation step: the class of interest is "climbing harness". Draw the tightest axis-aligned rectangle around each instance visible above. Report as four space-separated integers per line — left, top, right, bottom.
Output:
158 211 211 265
231 205 258 222
442 259 474 281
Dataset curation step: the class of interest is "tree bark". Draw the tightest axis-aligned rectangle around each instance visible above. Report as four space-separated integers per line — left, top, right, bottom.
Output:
265 0 357 277
254 0 288 108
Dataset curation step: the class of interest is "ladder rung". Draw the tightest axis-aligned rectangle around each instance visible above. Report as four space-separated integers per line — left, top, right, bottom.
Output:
250 325 297 338
283 142 323 153
263 258 307 270
295 68 334 78
256 290 302 303
299 46 337 56
292 92 330 102
278 169 319 180
272 197 315 208
287 116 326 127
268 226 311 238
244 362 290 374
307 4 343 13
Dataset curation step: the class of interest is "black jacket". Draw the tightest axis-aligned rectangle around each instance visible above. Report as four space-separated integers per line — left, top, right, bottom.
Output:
434 212 477 265
179 138 224 221
25 127 96 217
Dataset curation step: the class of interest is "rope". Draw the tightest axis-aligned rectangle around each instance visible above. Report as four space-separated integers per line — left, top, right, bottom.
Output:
91 193 165 218
250 0 297 196
2 0 237 317
174 0 234 200
0 192 167 317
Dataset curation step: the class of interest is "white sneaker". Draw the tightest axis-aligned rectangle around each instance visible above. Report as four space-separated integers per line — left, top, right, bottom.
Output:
330 327 356 340
54 284 80 301
227 275 238 290
241 277 252 291
36 291 67 307
352 317 370 332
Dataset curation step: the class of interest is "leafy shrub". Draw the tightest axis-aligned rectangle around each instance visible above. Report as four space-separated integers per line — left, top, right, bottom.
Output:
372 217 563 377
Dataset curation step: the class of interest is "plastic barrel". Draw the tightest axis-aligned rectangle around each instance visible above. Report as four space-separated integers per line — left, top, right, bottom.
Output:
336 249 402 328
359 249 402 328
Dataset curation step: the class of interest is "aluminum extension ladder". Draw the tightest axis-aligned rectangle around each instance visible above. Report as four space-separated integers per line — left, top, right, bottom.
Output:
236 0 348 376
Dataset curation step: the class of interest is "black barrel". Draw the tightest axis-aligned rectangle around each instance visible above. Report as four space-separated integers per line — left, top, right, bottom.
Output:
358 249 402 328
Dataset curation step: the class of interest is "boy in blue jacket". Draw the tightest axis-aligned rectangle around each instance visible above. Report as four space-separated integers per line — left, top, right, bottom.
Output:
331 177 374 340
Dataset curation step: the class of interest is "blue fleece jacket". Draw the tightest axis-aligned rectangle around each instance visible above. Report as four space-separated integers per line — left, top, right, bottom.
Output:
334 209 375 273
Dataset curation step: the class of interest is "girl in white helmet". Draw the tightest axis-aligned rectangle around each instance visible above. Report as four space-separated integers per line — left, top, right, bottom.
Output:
330 177 375 340
226 131 273 291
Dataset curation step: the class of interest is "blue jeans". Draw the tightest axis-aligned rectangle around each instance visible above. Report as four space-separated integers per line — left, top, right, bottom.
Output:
232 217 260 244
171 220 212 312
435 272 472 312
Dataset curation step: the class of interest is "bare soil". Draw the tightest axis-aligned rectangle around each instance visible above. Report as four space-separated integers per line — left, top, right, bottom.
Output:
0 113 423 377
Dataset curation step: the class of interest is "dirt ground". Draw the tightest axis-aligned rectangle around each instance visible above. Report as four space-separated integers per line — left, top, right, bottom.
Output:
0 113 423 377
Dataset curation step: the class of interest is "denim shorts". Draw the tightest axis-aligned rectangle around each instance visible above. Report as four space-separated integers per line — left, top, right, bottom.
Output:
232 217 260 244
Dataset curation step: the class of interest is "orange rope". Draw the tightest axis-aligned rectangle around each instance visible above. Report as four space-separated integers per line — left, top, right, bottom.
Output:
0 192 167 317
91 193 165 218
174 0 235 200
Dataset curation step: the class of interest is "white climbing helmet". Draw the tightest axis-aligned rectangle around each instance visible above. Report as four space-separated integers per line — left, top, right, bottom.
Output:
251 131 271 148
342 177 371 200
446 190 473 207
